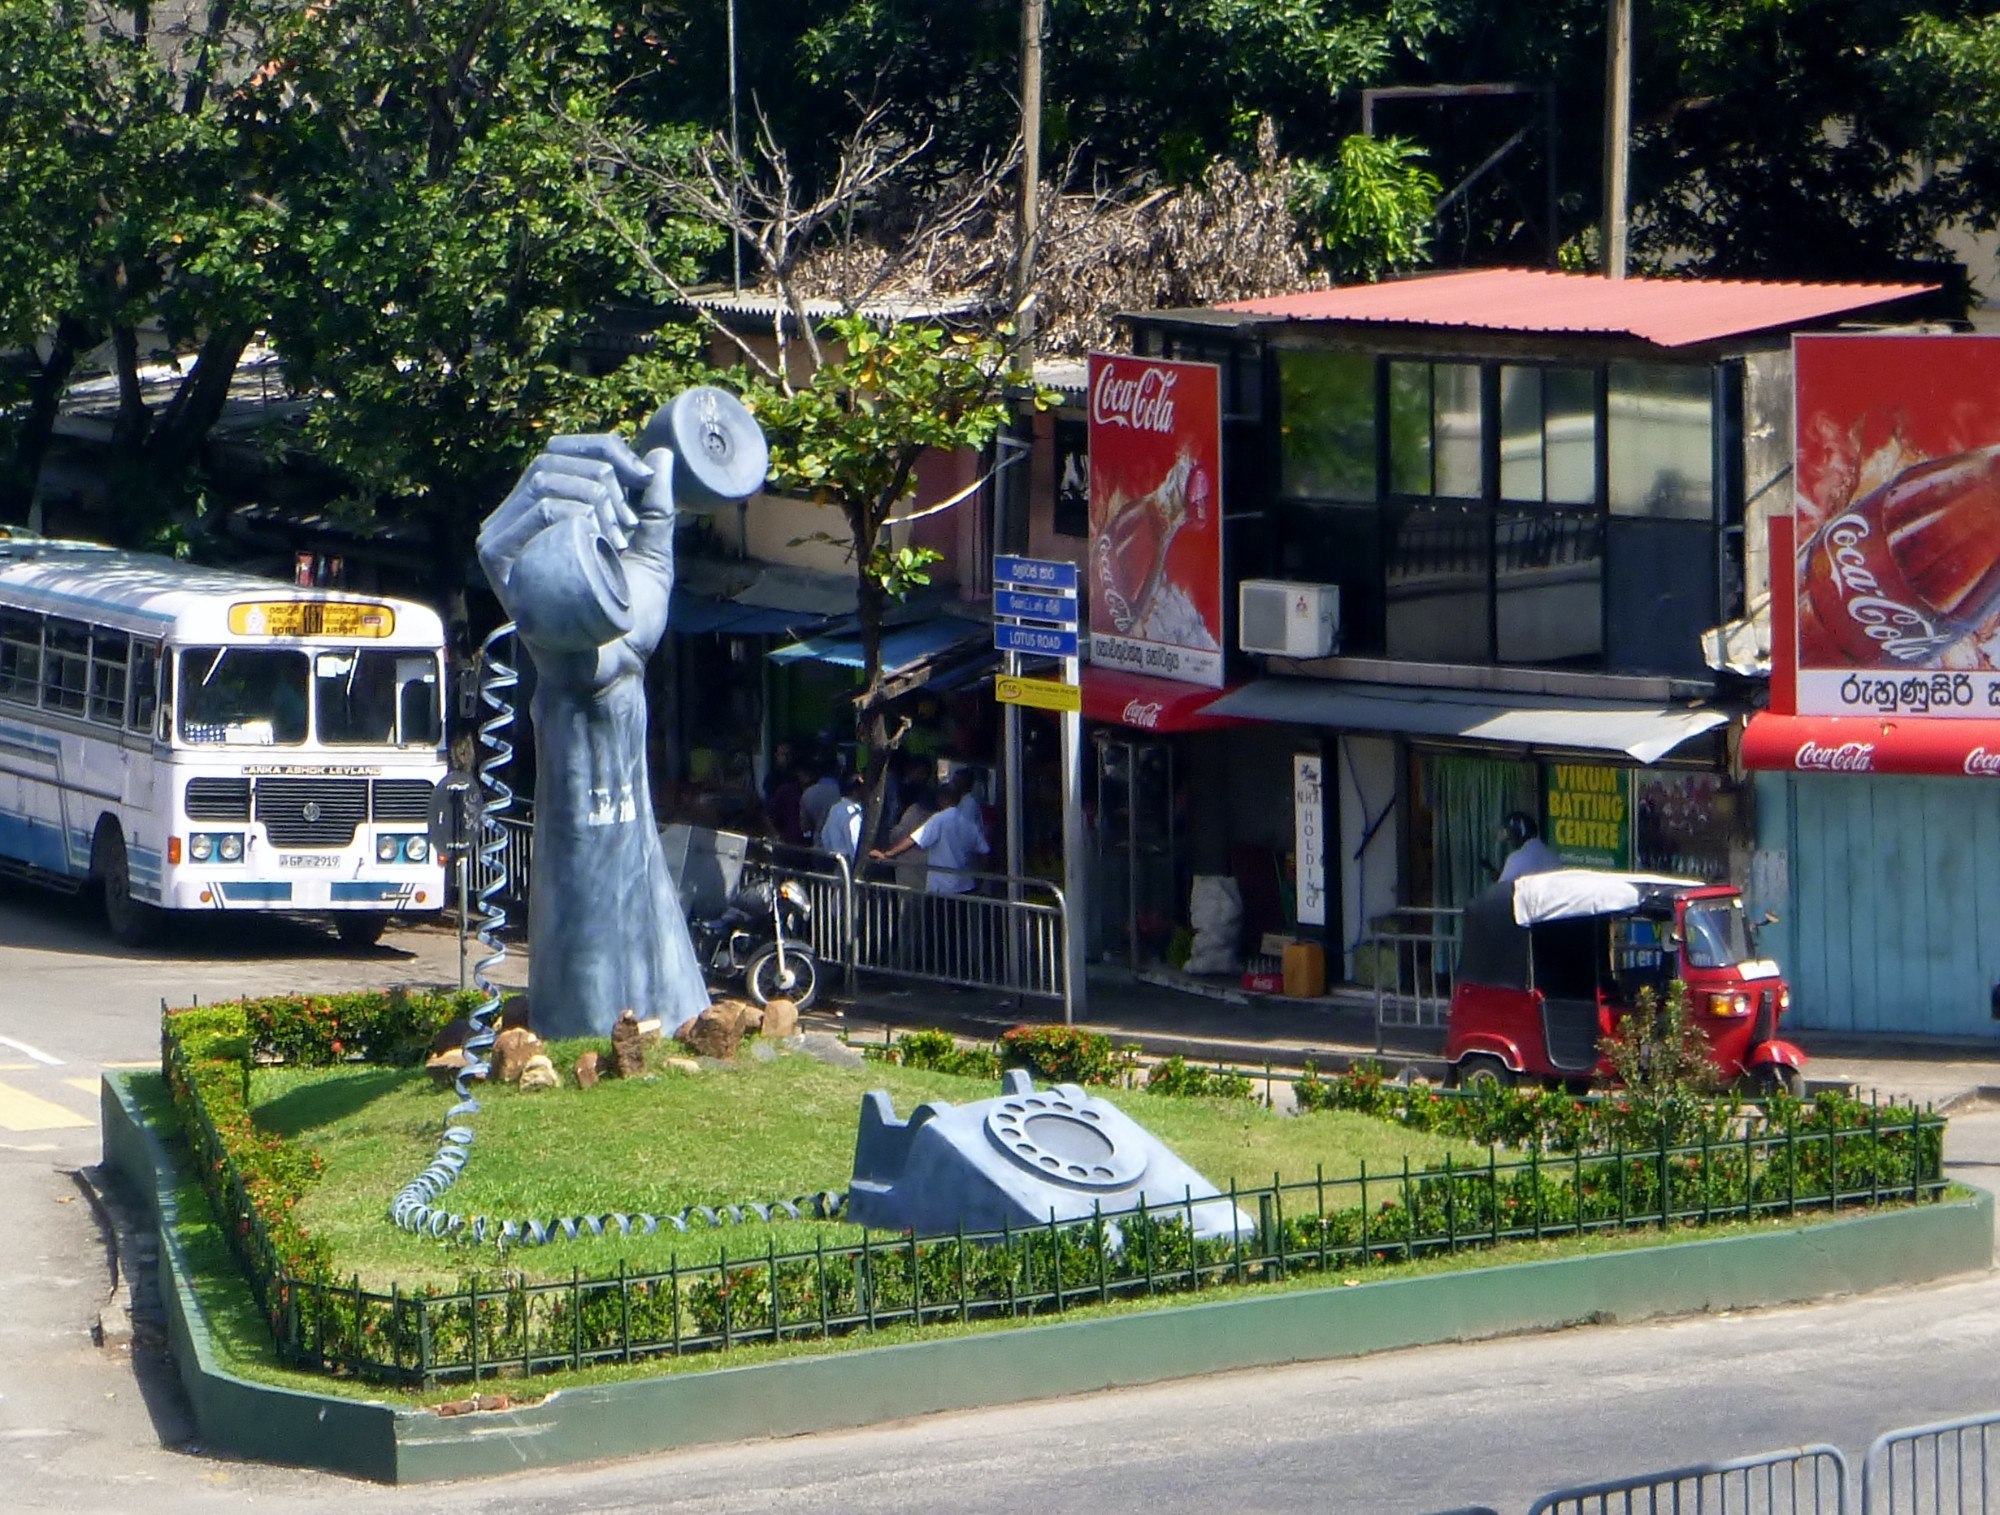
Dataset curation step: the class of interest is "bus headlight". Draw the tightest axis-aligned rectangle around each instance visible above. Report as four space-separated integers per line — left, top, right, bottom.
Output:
377 835 400 863
218 834 243 862
189 833 214 863
404 835 429 863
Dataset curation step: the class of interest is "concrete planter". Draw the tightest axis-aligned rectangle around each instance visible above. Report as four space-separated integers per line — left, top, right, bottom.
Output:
101 1070 1995 1485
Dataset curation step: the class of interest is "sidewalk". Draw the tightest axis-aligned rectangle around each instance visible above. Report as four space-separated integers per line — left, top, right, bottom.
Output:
826 964 2000 1112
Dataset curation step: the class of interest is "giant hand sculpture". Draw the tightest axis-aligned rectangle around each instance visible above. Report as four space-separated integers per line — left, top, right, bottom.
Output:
476 388 768 1039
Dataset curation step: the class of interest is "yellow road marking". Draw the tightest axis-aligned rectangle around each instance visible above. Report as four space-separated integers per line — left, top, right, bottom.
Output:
63 1077 100 1095
0 1063 32 1071
0 1079 92 1131
103 1061 156 1069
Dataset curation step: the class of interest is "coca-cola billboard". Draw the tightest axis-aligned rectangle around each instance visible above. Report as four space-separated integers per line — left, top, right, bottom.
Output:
1086 354 1224 688
1796 334 2000 717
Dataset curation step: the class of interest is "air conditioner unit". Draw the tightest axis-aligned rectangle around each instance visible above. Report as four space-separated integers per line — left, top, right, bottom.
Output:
1238 579 1339 658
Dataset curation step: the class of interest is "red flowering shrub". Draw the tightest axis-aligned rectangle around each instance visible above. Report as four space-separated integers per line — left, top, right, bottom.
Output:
245 986 475 1066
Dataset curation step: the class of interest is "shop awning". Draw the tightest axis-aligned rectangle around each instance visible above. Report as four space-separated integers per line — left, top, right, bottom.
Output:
1202 678 1730 763
769 617 990 675
668 589 825 636
1082 667 1249 732
1742 711 2000 776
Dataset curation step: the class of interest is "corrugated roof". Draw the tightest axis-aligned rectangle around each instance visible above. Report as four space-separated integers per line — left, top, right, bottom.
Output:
1214 268 1938 348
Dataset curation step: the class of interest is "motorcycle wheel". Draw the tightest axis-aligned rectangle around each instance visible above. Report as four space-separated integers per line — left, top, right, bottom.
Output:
1749 1061 1803 1099
746 945 819 1011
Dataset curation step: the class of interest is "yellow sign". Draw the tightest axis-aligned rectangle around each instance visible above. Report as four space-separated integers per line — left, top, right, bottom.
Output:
228 601 396 639
996 674 1081 712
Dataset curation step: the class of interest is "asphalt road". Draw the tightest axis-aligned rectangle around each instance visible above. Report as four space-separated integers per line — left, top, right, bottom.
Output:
3 877 2000 1515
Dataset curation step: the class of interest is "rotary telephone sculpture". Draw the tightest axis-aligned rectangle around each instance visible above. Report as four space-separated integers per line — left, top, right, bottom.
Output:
475 389 769 1040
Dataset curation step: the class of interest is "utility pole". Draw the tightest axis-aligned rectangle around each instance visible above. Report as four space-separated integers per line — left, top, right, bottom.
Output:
1601 0 1632 278
1013 0 1043 350
727 0 743 294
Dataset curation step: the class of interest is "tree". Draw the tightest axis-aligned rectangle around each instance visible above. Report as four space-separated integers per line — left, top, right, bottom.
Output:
248 0 717 644
736 316 1042 831
0 0 278 533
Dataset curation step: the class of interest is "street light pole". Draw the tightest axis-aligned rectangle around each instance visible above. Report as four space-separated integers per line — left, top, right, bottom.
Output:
1014 0 1043 351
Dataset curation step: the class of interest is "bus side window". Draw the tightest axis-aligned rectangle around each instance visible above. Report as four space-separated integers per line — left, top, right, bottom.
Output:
89 629 129 725
43 619 89 715
128 642 160 735
0 610 40 705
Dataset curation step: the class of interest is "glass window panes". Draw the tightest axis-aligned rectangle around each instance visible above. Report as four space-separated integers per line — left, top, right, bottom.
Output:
1545 368 1596 504
88 629 128 725
1433 363 1482 498
1501 366 1598 505
0 610 40 704
1495 507 1604 663
128 642 160 733
1499 368 1544 502
1609 364 1713 519
1388 362 1432 495
178 647 308 746
1278 349 1375 500
1385 500 1491 661
42 620 89 714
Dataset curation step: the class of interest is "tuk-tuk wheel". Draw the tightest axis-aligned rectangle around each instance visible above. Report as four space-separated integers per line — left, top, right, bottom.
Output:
1750 1062 1803 1099
1454 1054 1514 1092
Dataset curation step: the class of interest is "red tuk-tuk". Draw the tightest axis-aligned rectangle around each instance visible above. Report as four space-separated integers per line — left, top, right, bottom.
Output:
1443 869 1806 1094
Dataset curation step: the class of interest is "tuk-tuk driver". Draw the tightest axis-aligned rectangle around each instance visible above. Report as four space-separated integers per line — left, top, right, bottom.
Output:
1497 811 1561 882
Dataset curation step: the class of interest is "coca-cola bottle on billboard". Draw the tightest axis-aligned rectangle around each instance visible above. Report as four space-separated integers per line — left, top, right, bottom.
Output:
1094 452 1204 634
1799 442 2000 667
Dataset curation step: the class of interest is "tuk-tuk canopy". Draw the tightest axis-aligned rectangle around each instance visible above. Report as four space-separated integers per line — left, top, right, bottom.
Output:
1510 869 1702 926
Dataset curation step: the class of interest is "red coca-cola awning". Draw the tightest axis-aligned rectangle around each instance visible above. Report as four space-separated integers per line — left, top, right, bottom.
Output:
1742 711 2000 776
1081 668 1248 732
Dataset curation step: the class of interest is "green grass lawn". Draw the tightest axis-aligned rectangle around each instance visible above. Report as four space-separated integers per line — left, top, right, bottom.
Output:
250 1042 1488 1289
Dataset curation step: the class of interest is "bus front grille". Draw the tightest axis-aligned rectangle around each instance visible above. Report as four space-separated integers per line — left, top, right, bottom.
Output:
185 777 251 820
255 778 368 847
371 779 434 822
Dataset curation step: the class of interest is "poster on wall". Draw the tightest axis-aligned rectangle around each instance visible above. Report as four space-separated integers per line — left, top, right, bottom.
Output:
1086 353 1224 687
1293 753 1325 926
1796 333 2000 717
1543 762 1632 870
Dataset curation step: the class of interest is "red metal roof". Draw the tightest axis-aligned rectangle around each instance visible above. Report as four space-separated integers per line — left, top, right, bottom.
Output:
1214 268 1938 348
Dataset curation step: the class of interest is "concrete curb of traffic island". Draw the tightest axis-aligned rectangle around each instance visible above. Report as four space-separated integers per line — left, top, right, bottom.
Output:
102 1069 1995 1485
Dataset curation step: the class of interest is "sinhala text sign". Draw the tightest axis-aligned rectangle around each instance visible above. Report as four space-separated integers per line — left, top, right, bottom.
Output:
1796 333 2000 717
1086 354 1224 688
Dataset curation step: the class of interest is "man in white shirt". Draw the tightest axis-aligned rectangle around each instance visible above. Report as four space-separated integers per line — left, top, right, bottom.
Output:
1497 811 1562 882
820 774 866 866
950 771 987 855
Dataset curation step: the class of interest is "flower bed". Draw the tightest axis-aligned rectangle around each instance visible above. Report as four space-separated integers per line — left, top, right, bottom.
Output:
163 1000 1950 1390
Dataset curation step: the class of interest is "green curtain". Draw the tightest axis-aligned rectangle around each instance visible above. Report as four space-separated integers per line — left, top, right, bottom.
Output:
1428 752 1539 911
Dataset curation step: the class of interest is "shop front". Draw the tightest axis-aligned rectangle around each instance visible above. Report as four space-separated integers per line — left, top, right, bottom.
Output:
1742 334 2000 1038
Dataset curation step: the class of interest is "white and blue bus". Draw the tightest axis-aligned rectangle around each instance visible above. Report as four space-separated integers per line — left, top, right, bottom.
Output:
0 535 447 946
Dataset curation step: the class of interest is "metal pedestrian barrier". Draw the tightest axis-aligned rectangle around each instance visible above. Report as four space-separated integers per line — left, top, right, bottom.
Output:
1865 1412 2000 1515
845 865 1071 1017
1370 905 1463 1051
1528 1446 1850 1515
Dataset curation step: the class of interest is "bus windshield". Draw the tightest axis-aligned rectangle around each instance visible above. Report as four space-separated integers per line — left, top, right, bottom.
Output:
178 648 308 746
314 649 442 747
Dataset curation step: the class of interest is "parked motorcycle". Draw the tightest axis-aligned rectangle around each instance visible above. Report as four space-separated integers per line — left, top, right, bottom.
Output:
689 877 821 1010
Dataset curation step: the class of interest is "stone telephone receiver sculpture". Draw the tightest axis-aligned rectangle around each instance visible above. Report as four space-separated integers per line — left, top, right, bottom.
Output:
476 388 769 1040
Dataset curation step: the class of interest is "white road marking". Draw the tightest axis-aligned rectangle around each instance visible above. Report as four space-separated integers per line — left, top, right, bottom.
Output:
0 1035 61 1067
0 1142 56 1152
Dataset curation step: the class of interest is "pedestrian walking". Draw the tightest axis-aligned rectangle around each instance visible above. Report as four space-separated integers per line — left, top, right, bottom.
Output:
820 773 866 868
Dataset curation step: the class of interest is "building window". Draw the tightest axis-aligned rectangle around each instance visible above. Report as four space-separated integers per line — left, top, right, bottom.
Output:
1278 349 1375 500
1499 366 1597 505
1052 418 1089 537
1389 360 1482 499
1608 364 1713 519
88 629 129 725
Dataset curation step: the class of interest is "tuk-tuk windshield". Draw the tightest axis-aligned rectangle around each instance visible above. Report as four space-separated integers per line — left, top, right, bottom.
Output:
1682 897 1753 968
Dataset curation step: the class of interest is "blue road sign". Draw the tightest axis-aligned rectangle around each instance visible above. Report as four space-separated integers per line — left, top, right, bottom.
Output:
995 588 1078 624
993 555 1079 592
995 622 1080 658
